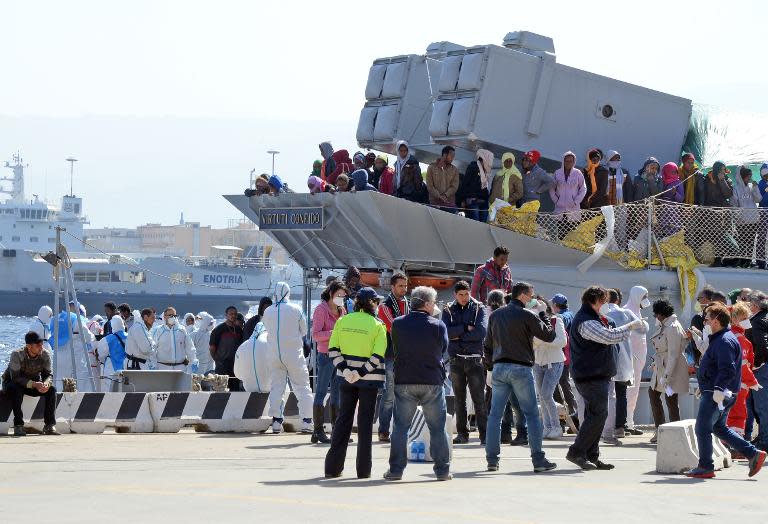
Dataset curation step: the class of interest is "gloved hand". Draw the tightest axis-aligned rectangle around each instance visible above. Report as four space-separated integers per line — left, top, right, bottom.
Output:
342 368 360 384
750 383 763 391
532 300 547 316
713 390 725 406
190 359 199 374
626 318 645 331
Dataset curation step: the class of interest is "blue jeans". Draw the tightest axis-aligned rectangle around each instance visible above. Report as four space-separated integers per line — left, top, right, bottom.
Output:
752 365 768 447
486 363 543 465
695 391 758 471
313 353 339 408
377 359 395 433
389 384 450 477
465 201 488 222
533 362 564 434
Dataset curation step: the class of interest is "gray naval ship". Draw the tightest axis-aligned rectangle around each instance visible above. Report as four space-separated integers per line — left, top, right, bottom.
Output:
0 154 296 316
226 30 763 321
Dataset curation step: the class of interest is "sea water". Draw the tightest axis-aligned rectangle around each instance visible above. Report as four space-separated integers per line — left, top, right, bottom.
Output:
0 316 31 372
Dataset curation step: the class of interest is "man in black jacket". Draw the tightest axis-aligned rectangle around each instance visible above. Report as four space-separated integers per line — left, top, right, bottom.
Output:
483 281 557 473
566 286 644 471
442 281 488 444
748 291 768 451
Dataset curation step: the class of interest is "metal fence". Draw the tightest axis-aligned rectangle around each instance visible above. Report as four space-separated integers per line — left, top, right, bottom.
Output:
492 198 768 270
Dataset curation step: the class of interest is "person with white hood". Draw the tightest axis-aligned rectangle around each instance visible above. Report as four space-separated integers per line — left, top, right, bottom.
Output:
600 289 647 444
87 315 104 338
393 140 420 190
234 322 271 393
29 306 53 353
53 302 96 392
192 312 216 375
261 282 314 434
183 313 196 334
153 307 198 372
125 308 157 370
96 316 128 391
622 285 652 434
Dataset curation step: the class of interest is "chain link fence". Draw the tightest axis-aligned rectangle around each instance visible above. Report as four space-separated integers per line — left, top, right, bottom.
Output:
492 199 768 269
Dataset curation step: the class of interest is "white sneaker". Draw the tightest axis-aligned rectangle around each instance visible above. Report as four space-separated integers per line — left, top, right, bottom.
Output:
271 421 284 434
300 420 314 434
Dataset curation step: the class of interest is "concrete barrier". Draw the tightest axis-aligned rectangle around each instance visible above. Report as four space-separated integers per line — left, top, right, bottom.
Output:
193 392 272 433
0 392 68 434
66 392 153 434
655 419 732 474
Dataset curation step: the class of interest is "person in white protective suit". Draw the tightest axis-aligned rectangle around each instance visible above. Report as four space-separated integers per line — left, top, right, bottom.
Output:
153 307 198 372
125 308 157 370
183 313 196 335
623 286 652 433
53 303 97 392
29 305 53 353
87 315 104 337
96 316 128 391
261 282 314 434
234 322 272 393
192 312 216 375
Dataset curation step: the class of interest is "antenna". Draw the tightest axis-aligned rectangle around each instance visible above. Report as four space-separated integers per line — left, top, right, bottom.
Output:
267 150 280 177
65 157 78 196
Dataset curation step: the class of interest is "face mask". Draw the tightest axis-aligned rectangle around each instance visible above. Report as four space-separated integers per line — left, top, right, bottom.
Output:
525 299 537 309
333 296 345 307
599 303 611 317
740 319 752 330
640 298 651 309
608 161 620 169
166 316 177 327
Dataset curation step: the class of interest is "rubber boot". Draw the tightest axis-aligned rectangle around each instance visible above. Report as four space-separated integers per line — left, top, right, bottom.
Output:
311 405 330 444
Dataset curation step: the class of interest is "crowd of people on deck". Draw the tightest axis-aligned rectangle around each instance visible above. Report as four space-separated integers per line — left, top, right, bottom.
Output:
4 248 768 481
244 141 768 269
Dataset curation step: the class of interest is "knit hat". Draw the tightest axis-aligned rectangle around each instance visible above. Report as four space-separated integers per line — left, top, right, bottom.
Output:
268 174 283 190
550 293 568 306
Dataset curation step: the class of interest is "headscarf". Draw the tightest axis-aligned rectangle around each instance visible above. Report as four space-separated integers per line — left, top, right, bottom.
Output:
268 175 284 192
679 153 700 204
496 152 522 201
476 149 494 191
308 175 325 194
353 151 366 168
523 150 541 165
638 157 660 176
605 149 627 204
394 140 410 188
709 161 730 181
319 142 334 160
311 160 322 177
661 162 679 185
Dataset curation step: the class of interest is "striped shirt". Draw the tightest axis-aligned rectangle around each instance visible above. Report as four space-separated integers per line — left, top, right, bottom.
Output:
577 320 631 346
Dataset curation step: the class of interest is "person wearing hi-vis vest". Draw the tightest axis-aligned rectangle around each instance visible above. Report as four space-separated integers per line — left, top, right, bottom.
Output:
96 316 128 391
153 307 197 372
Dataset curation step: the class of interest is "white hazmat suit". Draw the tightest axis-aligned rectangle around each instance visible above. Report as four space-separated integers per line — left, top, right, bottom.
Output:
53 310 97 392
234 323 272 393
153 320 197 371
97 316 127 391
192 312 215 374
29 306 53 353
126 320 156 370
261 282 313 424
623 286 652 428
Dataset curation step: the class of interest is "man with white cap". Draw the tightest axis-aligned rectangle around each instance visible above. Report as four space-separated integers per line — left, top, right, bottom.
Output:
153 307 197 372
261 282 314 434
29 305 53 353
96 316 128 391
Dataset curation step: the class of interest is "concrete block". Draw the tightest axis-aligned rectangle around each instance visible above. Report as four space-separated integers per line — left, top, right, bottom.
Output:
656 419 732 474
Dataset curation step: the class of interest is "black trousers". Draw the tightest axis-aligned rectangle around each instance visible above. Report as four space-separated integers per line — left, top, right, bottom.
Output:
5 382 57 426
325 382 378 478
649 388 680 427
568 379 610 462
554 363 578 417
450 357 487 439
614 381 629 429
215 359 242 391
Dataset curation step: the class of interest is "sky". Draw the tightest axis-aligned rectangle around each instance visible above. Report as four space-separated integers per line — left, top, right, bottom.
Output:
1 0 766 228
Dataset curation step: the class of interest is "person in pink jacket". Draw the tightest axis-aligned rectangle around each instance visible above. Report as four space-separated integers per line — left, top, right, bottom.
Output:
310 280 348 443
549 151 587 239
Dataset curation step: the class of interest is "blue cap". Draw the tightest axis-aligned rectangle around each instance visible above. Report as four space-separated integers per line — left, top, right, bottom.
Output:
550 293 568 306
357 287 383 303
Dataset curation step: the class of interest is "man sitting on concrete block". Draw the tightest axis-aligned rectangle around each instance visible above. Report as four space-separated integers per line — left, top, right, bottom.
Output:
1 331 60 436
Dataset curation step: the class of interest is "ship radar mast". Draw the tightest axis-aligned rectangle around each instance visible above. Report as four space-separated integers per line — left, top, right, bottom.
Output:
0 153 27 203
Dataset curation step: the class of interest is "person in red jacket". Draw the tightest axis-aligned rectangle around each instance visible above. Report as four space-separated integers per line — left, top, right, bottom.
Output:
372 155 396 195
327 150 354 186
728 303 762 443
